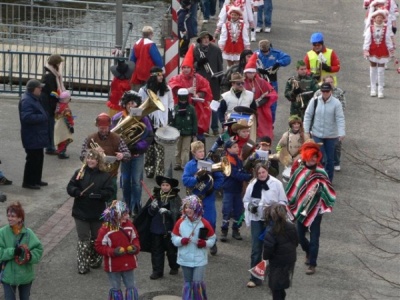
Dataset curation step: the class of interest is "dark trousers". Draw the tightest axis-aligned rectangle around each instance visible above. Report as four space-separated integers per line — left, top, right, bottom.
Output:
151 233 179 275
46 116 56 152
272 289 286 300
23 148 44 185
297 215 322 267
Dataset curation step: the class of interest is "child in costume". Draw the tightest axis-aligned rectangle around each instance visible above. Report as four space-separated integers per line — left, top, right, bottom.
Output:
147 165 182 280
220 139 252 242
218 7 250 68
207 117 237 161
54 90 74 159
95 200 140 300
171 195 216 300
275 115 304 165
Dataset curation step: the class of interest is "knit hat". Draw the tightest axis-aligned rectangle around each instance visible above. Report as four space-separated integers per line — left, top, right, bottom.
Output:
59 91 71 103
228 6 242 16
182 195 204 221
288 115 303 126
296 60 306 68
244 53 257 73
156 163 179 188
181 44 195 69
310 32 324 44
259 40 271 51
178 88 189 96
26 79 45 92
101 200 129 230
231 119 251 133
119 90 142 108
95 113 111 127
47 54 64 66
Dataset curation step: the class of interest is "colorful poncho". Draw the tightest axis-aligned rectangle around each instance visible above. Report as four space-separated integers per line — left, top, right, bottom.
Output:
285 164 336 227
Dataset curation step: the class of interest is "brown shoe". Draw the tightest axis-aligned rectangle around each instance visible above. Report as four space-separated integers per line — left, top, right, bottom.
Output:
306 266 316 275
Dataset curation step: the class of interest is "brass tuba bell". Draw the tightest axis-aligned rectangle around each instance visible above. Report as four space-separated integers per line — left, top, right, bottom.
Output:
211 156 231 176
111 90 165 147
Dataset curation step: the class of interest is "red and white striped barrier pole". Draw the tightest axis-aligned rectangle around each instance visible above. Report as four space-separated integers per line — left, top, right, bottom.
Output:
164 0 180 81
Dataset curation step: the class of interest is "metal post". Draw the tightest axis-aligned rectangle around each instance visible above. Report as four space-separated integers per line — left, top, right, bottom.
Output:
115 0 123 49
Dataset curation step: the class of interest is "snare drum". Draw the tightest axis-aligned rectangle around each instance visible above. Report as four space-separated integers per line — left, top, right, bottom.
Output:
155 126 180 146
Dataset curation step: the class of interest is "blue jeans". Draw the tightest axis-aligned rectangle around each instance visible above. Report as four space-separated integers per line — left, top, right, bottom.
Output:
297 215 322 267
202 0 216 20
211 111 219 132
181 265 206 283
312 136 337 182
107 270 135 290
3 282 32 300
257 0 273 28
221 192 243 230
189 2 199 36
121 155 144 213
202 194 217 230
250 220 265 283
334 140 341 166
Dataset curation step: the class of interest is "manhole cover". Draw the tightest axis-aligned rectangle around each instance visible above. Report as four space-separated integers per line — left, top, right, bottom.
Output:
153 296 181 300
298 19 319 24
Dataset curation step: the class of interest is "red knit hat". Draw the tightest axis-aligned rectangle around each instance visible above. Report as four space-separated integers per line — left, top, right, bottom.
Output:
300 140 322 163
244 53 257 73
181 44 194 69
95 113 111 127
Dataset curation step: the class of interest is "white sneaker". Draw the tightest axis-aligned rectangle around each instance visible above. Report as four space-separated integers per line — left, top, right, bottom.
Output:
334 165 341 171
255 27 262 33
370 91 377 97
378 92 384 98
203 19 209 24
264 27 271 33
250 31 256 42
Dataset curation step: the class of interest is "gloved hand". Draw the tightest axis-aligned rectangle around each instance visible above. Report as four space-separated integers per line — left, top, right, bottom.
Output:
69 127 74 134
126 245 137 255
74 189 83 197
197 57 209 66
392 27 397 34
159 208 170 215
14 246 22 256
114 247 126 256
272 63 280 71
89 193 101 199
150 200 159 209
196 169 209 182
293 87 303 95
197 239 207 248
248 203 258 214
257 68 268 75
321 62 331 72
181 237 190 246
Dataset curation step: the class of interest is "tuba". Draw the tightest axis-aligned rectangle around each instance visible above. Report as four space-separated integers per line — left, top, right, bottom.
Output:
111 89 165 147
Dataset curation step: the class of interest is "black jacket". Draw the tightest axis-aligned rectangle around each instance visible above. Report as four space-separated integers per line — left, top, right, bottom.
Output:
67 167 115 221
40 67 58 116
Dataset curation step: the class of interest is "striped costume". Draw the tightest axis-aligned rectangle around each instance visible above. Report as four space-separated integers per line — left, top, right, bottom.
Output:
286 164 336 227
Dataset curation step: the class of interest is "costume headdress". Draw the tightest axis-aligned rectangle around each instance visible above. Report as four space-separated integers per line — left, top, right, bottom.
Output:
156 163 179 188
244 53 257 73
181 44 195 69
182 195 204 221
300 140 323 163
101 200 129 230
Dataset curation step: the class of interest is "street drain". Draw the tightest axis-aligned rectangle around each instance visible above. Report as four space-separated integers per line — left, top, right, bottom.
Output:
298 19 319 24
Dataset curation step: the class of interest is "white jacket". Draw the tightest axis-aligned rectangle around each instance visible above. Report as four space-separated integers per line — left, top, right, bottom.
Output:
243 176 288 227
221 88 254 115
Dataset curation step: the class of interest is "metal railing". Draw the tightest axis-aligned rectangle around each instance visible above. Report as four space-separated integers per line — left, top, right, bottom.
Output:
0 51 116 98
0 0 159 56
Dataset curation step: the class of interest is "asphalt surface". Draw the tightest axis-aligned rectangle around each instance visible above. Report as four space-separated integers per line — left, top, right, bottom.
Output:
0 0 399 299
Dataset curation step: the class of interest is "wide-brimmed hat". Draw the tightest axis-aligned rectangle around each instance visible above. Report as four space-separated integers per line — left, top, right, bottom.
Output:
230 72 245 82
197 31 214 43
234 106 256 115
223 117 238 127
155 163 179 188
110 60 135 79
232 119 251 133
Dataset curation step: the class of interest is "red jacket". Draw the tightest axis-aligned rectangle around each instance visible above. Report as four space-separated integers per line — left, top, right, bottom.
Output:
95 220 140 273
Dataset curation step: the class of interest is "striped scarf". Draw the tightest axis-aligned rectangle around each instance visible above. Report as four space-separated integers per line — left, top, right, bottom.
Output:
285 165 336 227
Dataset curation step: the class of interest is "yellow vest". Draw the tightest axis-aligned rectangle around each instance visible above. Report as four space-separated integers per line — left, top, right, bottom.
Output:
307 48 337 85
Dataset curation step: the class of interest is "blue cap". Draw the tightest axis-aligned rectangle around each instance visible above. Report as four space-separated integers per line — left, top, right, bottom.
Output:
310 32 324 43
224 139 237 150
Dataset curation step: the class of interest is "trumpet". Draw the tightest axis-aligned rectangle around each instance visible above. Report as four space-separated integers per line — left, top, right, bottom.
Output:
290 78 305 108
76 159 86 180
300 182 321 217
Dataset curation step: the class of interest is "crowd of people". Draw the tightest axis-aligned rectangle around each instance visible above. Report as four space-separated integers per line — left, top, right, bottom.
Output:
3 1 398 299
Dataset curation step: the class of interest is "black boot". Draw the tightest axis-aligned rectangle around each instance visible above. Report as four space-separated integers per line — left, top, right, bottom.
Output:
232 229 243 240
220 229 228 242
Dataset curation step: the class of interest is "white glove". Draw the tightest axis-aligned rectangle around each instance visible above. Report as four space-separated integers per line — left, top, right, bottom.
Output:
159 208 169 214
150 201 159 209
318 52 327 63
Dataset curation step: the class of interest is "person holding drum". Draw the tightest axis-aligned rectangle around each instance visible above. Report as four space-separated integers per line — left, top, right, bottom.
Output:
138 66 175 179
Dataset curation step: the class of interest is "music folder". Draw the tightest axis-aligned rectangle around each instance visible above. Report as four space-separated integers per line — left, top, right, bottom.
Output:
129 108 143 117
255 150 269 160
198 160 212 172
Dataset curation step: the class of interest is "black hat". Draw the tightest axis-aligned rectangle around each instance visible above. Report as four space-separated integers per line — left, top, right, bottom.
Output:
110 60 135 80
26 79 45 92
197 31 214 43
223 117 238 127
258 136 272 146
234 105 256 115
155 163 179 188
320 82 333 91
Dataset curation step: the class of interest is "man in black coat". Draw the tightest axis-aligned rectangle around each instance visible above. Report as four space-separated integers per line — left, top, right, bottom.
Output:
194 31 223 136
19 79 49 189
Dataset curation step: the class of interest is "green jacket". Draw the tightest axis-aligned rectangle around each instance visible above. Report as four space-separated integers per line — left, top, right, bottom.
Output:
172 104 198 136
0 226 43 285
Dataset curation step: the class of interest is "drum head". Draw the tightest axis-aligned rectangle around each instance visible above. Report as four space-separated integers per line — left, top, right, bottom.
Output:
155 126 180 145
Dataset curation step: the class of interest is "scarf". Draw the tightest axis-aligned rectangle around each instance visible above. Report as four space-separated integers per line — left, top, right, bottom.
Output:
45 64 66 93
251 177 270 198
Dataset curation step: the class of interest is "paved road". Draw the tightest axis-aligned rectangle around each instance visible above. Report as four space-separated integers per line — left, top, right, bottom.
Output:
0 0 399 299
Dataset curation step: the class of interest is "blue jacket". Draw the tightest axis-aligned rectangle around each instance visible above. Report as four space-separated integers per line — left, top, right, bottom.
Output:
18 91 49 149
223 154 252 193
256 48 291 90
182 158 224 202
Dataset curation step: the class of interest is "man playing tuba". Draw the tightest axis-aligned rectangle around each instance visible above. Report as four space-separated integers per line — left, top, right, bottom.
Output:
111 91 154 217
285 140 336 275
80 113 130 200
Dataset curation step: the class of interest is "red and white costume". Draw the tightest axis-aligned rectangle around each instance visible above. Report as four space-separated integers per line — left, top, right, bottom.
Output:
216 0 254 31
219 19 250 61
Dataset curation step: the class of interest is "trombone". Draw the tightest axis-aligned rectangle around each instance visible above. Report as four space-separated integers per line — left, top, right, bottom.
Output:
198 49 224 78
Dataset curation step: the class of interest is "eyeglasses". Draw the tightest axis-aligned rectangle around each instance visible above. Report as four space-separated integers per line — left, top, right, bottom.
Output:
312 43 322 46
235 82 244 86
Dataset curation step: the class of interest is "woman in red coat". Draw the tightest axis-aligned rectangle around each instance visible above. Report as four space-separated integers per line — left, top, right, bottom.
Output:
95 200 140 300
